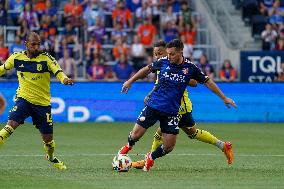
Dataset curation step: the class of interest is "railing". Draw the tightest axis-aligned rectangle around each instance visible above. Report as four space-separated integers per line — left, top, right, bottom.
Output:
202 0 241 49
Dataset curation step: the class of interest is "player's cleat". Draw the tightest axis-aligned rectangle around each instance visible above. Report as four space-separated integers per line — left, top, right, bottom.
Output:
223 141 233 165
131 160 145 169
45 155 67 170
143 152 154 172
118 144 132 154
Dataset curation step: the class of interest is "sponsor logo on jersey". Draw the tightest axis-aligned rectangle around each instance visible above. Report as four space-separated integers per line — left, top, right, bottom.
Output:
37 64 42 71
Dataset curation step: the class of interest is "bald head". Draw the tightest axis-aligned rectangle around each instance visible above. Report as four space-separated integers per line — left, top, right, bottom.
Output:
26 32 40 42
25 32 41 58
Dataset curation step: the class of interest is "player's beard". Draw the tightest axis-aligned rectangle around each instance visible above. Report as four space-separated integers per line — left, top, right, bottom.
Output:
30 50 40 58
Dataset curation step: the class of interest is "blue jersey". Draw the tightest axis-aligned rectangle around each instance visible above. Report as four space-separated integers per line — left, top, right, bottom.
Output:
146 57 209 114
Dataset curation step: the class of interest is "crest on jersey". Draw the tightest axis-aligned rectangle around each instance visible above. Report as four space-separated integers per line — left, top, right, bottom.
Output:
37 64 42 71
182 68 189 75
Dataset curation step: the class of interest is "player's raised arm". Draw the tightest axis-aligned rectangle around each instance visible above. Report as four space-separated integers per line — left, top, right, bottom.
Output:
121 65 151 93
190 63 236 108
204 78 237 108
47 54 74 85
0 53 17 77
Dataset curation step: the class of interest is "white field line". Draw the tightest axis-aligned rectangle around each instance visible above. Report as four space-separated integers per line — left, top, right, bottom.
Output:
0 153 283 157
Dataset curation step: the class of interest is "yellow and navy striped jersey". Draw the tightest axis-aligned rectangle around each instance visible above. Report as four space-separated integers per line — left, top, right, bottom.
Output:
155 71 192 114
0 51 67 106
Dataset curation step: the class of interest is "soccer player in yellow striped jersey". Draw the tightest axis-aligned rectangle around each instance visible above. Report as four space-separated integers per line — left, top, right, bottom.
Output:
0 32 73 170
131 40 234 169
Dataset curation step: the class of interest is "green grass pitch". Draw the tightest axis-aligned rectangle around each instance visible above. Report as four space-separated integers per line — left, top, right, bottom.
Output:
0 122 283 189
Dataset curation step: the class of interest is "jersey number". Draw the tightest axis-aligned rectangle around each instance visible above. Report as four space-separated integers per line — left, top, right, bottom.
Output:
46 113 52 123
168 116 179 126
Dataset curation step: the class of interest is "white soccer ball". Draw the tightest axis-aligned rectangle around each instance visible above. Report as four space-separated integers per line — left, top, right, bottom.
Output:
112 154 132 172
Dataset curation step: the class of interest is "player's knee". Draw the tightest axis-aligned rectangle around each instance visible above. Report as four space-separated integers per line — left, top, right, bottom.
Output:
7 120 20 129
42 134 53 143
183 126 197 139
188 126 196 135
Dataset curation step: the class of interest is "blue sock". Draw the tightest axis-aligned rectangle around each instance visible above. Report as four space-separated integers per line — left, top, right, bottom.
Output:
151 144 166 160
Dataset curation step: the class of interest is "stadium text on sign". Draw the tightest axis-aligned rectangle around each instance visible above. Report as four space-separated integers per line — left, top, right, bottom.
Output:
51 97 90 122
240 51 284 82
248 56 282 82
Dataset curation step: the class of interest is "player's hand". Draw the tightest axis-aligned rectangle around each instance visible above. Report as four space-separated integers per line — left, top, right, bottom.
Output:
188 79 198 87
223 97 237 108
63 78 74 85
144 95 150 105
121 80 131 93
0 94 6 115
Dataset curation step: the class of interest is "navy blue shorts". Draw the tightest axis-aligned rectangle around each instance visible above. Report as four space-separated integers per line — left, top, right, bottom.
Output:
8 97 53 134
136 106 180 135
178 112 195 128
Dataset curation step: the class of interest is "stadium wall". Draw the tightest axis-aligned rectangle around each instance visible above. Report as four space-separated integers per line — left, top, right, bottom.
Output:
0 82 283 123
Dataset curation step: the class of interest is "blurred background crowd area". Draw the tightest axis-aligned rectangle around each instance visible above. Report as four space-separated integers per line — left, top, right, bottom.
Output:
0 0 283 82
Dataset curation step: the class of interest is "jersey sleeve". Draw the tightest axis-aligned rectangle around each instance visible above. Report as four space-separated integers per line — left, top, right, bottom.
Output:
148 60 162 73
47 54 67 84
0 53 16 76
191 64 209 84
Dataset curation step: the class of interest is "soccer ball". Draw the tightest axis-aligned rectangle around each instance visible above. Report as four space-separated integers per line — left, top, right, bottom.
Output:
112 154 132 172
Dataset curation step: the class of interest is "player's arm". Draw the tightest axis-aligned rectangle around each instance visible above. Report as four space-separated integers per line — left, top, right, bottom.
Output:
204 78 236 108
122 61 161 93
191 64 236 108
121 66 150 93
0 53 16 77
48 55 74 85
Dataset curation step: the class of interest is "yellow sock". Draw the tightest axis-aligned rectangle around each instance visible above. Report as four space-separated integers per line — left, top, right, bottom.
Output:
43 140 55 160
0 125 14 145
150 132 163 152
189 129 218 145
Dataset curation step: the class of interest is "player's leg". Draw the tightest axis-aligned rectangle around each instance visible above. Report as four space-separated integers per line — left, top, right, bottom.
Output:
151 127 163 152
41 133 66 170
0 98 29 146
132 127 164 169
118 123 147 154
143 114 179 171
151 132 176 159
0 120 20 146
118 106 157 154
144 133 177 172
32 105 66 170
180 112 233 164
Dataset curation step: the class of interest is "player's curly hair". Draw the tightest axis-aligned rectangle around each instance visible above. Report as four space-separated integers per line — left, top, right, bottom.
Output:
166 39 184 51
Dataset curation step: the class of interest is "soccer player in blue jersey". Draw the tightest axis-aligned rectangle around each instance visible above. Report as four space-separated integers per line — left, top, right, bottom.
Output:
131 41 234 169
117 39 236 171
0 32 73 170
